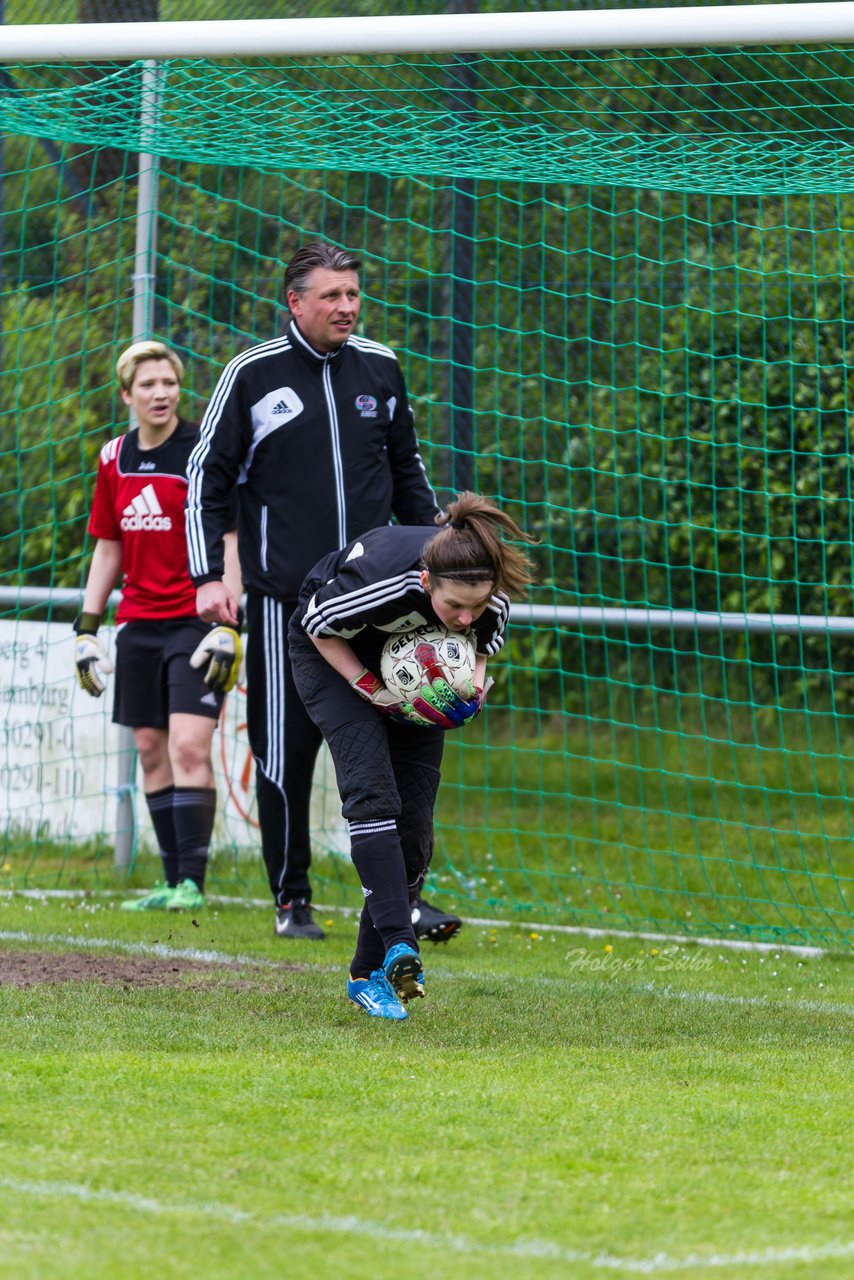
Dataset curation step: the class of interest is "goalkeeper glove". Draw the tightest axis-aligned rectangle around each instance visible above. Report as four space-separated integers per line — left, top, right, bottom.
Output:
405 640 481 729
349 669 433 727
471 676 495 714
72 613 114 698
189 611 244 694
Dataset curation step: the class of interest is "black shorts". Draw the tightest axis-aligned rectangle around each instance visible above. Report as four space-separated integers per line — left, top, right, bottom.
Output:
112 617 225 729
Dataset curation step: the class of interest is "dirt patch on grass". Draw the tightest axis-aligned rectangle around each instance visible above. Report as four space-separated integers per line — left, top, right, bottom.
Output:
0 949 281 990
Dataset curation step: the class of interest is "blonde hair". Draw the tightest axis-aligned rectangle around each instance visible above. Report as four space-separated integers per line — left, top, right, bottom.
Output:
116 340 184 392
423 491 538 599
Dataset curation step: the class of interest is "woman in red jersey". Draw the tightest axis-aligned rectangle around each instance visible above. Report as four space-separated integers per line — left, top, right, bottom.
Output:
74 341 242 912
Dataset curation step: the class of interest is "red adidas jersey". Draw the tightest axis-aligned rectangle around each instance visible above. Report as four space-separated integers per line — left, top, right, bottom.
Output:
87 419 201 622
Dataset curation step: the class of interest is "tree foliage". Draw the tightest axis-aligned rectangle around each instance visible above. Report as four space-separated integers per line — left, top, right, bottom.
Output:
3 39 854 706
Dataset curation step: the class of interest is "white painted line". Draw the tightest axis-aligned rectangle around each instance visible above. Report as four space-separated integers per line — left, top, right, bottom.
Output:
0 929 294 970
460 915 837 959
632 979 854 1019
1 929 850 1017
435 966 854 1018
0 1177 850 1273
0 889 839 958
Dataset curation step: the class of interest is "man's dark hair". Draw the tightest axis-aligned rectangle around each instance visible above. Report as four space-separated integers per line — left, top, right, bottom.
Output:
284 242 362 299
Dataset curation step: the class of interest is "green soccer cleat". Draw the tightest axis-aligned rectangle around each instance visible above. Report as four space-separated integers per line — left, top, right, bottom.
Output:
120 882 176 912
166 878 206 912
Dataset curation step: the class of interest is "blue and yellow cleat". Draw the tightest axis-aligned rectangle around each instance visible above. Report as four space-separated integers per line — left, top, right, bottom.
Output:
347 971 408 1021
382 942 424 1004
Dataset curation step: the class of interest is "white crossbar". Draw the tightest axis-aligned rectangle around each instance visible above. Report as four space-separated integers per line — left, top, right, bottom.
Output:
3 5 854 62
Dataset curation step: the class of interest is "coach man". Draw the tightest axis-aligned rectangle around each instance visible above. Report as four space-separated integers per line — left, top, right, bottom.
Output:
186 241 462 942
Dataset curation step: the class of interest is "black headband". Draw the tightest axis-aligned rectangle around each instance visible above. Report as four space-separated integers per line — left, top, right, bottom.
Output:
437 566 494 581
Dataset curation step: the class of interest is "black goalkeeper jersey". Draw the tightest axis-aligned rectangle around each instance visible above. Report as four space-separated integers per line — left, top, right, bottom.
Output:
298 524 509 669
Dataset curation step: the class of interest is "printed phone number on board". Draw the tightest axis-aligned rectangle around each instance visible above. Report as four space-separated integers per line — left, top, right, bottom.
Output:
0 719 74 752
0 762 84 796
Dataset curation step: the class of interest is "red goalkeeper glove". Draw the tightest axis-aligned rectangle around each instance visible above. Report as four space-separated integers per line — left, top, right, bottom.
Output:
349 669 433 726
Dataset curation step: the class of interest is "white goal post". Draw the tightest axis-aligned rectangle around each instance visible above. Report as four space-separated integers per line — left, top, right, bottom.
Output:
3 3 854 61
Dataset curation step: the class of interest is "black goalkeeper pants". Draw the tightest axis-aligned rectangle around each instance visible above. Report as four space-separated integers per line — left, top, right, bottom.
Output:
245 594 323 906
288 616 444 976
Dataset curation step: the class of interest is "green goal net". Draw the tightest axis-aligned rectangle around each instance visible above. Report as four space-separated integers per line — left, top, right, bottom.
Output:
2 40 854 948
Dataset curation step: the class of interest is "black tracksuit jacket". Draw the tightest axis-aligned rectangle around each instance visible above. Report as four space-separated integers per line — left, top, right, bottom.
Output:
186 320 439 599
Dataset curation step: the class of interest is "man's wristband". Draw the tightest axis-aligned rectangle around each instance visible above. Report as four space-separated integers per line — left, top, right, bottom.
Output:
73 612 102 636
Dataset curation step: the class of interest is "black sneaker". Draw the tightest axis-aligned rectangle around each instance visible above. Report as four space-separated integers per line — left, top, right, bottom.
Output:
275 897 325 940
411 895 462 943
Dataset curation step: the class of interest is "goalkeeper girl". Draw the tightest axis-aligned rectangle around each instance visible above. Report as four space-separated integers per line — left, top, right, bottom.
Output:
73 340 242 912
289 491 536 1020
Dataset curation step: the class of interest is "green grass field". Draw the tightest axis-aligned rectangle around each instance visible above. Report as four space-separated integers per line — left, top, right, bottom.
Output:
0 892 851 1280
5 712 852 950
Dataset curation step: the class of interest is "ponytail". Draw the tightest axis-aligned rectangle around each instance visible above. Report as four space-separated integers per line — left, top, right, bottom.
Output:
423 492 538 599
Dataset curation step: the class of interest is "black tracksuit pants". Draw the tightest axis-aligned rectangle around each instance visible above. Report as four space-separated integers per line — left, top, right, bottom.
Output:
245 594 323 906
288 614 444 977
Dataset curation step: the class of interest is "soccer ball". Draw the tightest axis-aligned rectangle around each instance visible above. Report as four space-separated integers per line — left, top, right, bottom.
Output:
381 624 476 703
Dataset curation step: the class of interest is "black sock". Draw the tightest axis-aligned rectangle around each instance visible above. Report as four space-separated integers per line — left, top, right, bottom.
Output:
350 903 387 979
172 786 216 893
144 785 179 887
348 817 417 953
